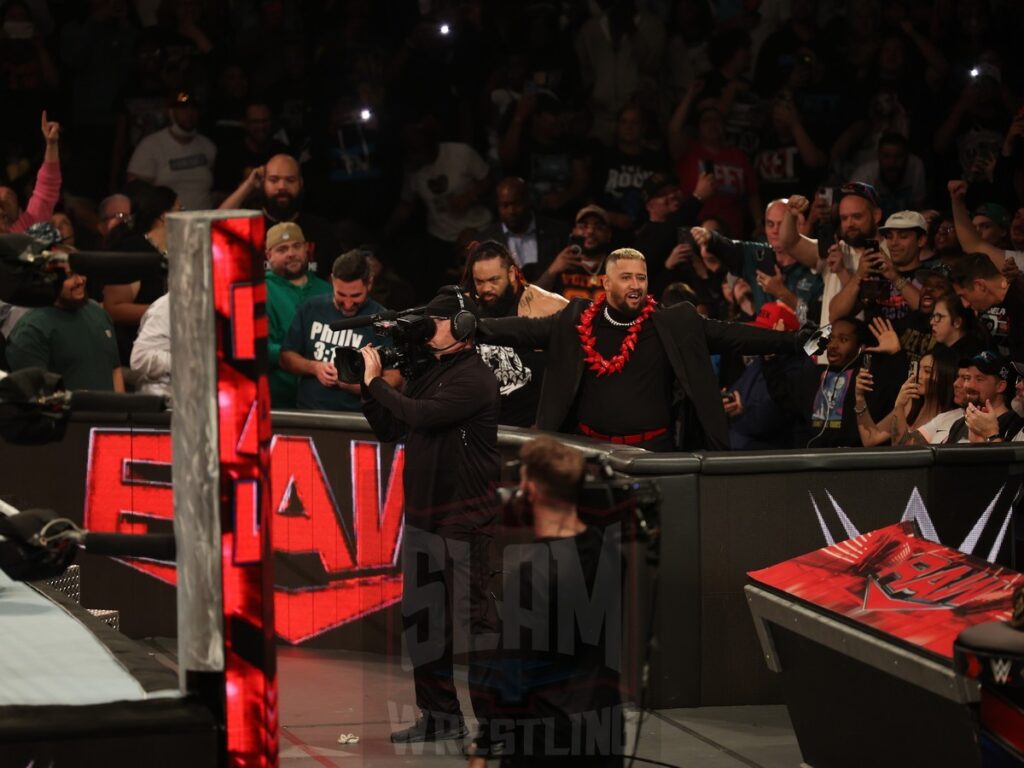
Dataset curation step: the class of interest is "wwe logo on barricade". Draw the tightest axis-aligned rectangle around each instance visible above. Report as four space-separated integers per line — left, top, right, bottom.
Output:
991 658 1013 685
809 486 1016 563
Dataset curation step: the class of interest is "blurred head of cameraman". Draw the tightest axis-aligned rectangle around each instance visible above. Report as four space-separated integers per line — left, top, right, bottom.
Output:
518 436 586 539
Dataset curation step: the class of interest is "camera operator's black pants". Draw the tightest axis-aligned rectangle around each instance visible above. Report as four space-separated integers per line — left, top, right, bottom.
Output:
401 516 498 724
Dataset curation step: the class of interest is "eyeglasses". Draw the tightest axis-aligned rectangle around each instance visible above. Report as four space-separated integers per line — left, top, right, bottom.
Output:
929 312 947 323
937 224 955 234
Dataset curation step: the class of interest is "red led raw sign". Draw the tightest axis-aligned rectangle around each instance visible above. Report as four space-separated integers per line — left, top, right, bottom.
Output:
84 429 405 643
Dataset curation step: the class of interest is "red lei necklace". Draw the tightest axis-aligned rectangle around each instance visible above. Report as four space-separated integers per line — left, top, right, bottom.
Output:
577 295 657 376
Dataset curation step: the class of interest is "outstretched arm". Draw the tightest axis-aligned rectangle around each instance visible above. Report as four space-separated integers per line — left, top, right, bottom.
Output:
477 312 559 348
778 196 820 269
701 313 799 356
697 228 746 275
948 179 1006 268
13 112 62 232
667 79 703 163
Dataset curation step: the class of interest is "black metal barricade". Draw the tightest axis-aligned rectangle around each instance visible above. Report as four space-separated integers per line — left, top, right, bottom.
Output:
1 412 1020 708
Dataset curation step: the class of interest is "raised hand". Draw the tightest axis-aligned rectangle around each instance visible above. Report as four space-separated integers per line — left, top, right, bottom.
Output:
694 172 716 201
690 226 710 247
894 376 922 408
854 368 874 400
756 264 786 297
865 316 901 354
665 242 693 270
41 110 60 144
947 179 967 201
787 194 811 216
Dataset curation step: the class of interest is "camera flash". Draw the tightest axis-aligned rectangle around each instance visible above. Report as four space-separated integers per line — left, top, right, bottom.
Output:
359 108 372 122
970 67 980 78
439 23 450 35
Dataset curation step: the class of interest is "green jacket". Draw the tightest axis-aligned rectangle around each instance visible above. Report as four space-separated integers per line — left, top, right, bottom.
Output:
266 270 331 408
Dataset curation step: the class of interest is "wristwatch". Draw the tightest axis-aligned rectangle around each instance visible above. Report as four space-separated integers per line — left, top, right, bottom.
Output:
985 433 1002 442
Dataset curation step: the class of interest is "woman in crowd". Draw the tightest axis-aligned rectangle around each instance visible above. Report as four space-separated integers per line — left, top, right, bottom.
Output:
853 347 958 446
930 293 980 358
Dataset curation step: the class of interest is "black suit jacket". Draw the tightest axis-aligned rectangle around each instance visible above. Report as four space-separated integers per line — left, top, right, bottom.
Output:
475 216 571 282
479 299 800 450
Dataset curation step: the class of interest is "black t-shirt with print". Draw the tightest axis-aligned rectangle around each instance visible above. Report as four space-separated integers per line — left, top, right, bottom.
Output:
979 277 1024 363
592 145 668 224
858 267 919 335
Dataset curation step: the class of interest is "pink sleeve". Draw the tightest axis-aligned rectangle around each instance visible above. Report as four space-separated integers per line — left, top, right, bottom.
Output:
11 160 62 233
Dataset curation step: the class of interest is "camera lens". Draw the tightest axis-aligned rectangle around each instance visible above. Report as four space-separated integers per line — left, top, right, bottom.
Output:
338 347 404 384
337 348 365 385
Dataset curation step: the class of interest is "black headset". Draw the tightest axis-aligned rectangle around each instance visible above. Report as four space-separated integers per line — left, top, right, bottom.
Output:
440 285 477 342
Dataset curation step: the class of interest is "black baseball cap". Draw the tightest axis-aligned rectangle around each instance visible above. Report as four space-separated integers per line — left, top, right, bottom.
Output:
963 351 1016 385
914 261 952 283
424 286 475 318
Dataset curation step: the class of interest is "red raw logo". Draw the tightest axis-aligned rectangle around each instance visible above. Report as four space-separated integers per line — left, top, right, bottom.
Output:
83 429 404 643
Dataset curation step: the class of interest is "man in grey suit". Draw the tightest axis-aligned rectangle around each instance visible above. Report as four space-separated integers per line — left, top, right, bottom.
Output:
475 177 570 283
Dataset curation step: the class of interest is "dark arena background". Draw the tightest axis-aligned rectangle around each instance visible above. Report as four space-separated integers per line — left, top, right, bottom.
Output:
2 1 1024 767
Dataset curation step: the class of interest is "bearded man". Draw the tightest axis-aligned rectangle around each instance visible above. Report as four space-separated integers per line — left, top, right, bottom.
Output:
219 153 341 280
463 240 566 426
479 247 805 450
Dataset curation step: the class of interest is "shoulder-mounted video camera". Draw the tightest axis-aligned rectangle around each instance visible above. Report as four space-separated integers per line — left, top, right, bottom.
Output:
332 310 438 384
332 286 477 384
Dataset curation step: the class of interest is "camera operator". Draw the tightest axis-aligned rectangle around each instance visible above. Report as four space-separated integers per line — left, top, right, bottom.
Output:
469 436 623 767
359 287 500 744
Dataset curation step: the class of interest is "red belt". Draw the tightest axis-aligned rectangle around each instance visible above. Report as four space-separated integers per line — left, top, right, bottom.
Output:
578 423 669 445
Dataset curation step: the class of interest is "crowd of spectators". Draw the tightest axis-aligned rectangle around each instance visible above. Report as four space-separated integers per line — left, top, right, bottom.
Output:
2 0 1024 450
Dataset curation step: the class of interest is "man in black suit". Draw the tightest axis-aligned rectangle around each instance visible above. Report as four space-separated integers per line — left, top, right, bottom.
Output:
475 177 570 283
479 247 804 450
